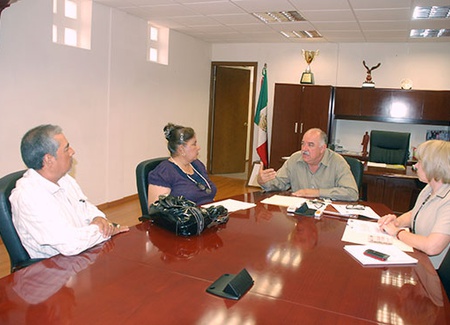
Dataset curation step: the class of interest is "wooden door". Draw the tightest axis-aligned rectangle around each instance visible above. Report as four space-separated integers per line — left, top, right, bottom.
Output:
209 66 251 174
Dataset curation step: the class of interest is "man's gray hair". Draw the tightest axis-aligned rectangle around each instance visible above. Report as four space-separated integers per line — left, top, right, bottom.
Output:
21 124 63 170
308 128 328 146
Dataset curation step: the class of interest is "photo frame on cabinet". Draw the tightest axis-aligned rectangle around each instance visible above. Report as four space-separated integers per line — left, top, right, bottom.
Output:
247 161 262 188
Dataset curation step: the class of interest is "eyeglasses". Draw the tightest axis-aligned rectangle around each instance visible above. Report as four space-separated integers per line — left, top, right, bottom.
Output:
345 204 365 210
310 200 325 209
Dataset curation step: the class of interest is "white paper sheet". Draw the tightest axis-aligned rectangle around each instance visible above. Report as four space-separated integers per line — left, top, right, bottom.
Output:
260 195 307 207
332 204 380 220
344 244 417 266
342 219 413 252
202 199 256 212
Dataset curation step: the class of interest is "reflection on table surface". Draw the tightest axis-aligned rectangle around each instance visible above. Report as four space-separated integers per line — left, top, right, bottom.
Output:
0 191 448 324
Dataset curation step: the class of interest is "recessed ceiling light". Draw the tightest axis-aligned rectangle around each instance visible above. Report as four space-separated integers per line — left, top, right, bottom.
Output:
281 30 322 39
410 29 450 38
412 6 450 19
252 11 305 24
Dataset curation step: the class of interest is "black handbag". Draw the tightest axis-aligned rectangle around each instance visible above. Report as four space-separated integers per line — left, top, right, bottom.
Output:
141 195 229 236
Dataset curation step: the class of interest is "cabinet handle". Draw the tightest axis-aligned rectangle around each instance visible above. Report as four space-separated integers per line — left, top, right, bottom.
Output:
294 122 298 133
300 123 303 134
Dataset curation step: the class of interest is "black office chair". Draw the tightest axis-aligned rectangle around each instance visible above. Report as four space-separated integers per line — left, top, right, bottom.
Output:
135 157 168 218
368 130 411 165
437 249 450 300
0 170 44 273
343 156 364 200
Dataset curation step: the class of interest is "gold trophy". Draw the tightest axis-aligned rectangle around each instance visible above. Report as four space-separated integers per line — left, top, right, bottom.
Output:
300 50 319 84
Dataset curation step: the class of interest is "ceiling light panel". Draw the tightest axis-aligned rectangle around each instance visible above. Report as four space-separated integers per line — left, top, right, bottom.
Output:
252 11 306 24
413 6 450 19
281 30 322 38
410 28 450 38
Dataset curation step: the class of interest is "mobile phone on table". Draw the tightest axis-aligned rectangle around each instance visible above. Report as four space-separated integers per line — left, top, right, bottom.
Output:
363 249 390 261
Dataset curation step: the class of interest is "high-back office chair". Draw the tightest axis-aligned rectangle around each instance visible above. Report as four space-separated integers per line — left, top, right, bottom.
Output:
368 130 411 165
438 249 450 300
136 157 168 217
343 156 364 200
0 170 43 272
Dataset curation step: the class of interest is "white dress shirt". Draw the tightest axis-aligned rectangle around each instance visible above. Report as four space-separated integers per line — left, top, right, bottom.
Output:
10 169 108 258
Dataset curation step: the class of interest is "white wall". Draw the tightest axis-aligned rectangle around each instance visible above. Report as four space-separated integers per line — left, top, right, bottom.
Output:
212 42 450 160
0 1 212 204
1 1 449 204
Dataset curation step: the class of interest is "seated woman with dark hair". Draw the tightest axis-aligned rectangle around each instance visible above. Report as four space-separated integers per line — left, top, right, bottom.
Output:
147 123 217 206
378 140 450 269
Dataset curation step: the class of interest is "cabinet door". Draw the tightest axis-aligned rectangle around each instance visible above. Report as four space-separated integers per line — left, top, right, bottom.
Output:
334 87 361 116
270 84 302 169
299 85 333 137
361 88 424 121
422 91 450 122
270 84 332 170
390 90 423 120
361 88 392 117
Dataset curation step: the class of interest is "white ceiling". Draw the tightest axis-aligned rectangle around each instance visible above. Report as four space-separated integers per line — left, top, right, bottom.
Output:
93 0 450 43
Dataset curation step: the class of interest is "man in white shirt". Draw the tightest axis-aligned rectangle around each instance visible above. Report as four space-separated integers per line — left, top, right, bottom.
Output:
10 124 128 258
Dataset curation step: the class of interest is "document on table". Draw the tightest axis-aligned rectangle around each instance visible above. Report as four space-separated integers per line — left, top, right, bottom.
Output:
332 204 380 220
367 162 406 170
260 195 307 207
344 244 418 266
202 199 256 213
342 219 413 252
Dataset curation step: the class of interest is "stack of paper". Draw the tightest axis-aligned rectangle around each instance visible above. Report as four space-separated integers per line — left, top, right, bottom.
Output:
367 162 405 170
332 204 380 220
344 244 418 266
260 195 307 207
342 219 413 252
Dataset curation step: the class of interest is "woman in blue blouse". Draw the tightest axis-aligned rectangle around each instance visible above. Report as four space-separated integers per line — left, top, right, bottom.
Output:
147 123 217 206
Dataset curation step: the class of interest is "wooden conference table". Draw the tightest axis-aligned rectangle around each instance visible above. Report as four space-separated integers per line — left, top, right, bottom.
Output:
0 192 448 324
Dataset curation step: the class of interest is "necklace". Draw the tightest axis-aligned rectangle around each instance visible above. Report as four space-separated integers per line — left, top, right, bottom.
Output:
412 192 432 234
171 159 212 194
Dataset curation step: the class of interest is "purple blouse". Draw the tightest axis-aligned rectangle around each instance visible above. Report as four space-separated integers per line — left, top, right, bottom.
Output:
147 159 217 205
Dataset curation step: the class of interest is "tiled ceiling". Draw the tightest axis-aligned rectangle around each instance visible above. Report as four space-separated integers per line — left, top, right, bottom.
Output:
93 0 450 43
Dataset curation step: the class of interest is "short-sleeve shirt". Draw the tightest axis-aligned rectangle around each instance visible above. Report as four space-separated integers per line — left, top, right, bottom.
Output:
411 183 450 269
147 159 217 205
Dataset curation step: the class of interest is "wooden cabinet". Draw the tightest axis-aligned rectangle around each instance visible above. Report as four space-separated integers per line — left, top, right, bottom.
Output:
363 166 424 215
334 87 449 125
269 84 332 170
361 88 423 121
422 90 450 122
334 87 361 116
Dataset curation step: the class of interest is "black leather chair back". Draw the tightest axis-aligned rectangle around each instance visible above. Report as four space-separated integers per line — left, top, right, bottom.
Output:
343 156 364 199
438 249 450 300
135 157 168 217
368 130 411 165
0 170 43 272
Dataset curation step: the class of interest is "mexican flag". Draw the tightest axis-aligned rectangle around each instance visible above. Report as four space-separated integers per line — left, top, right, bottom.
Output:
254 64 268 167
